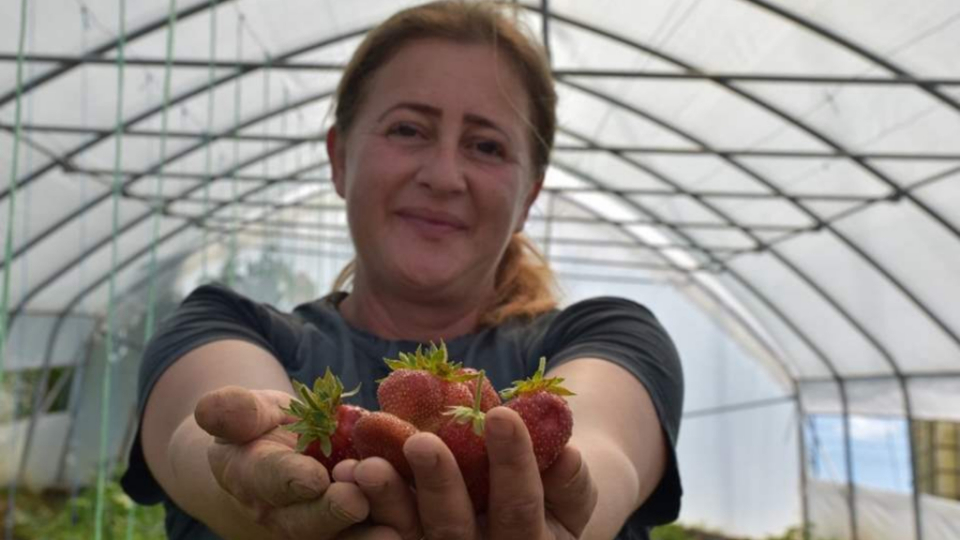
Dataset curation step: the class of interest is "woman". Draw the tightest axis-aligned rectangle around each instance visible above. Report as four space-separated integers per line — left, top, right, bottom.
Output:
120 2 683 539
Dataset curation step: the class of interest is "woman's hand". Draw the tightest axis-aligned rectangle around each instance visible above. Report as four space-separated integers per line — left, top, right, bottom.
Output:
194 386 399 540
347 406 598 540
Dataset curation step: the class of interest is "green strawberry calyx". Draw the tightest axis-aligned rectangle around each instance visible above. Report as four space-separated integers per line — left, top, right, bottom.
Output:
381 341 474 383
444 370 487 436
499 357 575 401
281 367 360 456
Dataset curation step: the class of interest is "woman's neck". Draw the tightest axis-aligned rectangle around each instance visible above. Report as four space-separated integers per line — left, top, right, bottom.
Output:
338 271 494 342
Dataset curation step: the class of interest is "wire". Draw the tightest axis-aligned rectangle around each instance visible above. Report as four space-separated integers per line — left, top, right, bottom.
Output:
202 0 218 281
227 12 245 287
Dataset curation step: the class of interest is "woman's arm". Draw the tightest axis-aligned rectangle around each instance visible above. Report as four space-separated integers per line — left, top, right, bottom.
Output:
546 358 669 539
140 339 369 540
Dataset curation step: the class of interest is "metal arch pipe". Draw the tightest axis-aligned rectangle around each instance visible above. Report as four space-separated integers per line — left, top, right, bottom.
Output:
0 84 336 276
550 147 822 382
6 137 328 328
0 25 370 205
51 244 210 486
543 4 960 249
9 53 960 86
0 0 236 110
742 0 960 116
10 122 960 161
555 79 960 358
556 127 863 537
562 81 928 540
533 6 960 355
20 245 193 488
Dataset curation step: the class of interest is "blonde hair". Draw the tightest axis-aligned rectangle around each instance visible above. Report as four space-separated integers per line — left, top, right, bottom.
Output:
331 1 559 325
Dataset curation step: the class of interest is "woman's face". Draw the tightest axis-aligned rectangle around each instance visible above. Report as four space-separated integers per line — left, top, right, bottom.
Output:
329 39 542 299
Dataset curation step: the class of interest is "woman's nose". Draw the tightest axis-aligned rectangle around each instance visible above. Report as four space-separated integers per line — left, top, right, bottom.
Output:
415 140 467 196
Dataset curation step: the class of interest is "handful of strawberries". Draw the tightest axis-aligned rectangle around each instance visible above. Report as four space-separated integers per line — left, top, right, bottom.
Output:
281 343 574 512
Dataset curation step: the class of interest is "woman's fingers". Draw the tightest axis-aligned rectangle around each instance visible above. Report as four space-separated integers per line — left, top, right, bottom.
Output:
263 481 371 539
195 386 294 443
404 432 477 540
338 524 405 540
354 457 422 540
485 407 545 540
541 445 598 538
207 434 330 507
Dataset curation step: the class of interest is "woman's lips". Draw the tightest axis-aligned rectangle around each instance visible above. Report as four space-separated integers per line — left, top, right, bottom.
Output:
396 209 467 238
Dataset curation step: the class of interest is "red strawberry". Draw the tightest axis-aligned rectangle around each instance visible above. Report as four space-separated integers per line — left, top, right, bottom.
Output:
282 368 369 471
437 370 491 512
353 411 420 482
378 343 475 432
501 357 575 472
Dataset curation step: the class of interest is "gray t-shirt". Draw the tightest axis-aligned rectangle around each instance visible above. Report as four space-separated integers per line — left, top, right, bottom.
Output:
121 283 683 540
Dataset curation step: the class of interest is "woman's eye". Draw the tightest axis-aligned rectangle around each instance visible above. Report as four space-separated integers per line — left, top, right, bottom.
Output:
387 122 421 138
473 140 505 158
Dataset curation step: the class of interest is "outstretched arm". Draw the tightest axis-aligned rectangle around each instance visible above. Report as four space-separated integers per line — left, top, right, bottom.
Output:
140 339 375 539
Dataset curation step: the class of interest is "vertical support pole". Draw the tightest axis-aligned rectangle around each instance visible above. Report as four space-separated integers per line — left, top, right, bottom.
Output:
899 376 924 540
838 380 859 540
795 382 811 540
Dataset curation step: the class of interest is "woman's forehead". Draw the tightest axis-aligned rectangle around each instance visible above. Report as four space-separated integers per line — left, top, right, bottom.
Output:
361 38 532 128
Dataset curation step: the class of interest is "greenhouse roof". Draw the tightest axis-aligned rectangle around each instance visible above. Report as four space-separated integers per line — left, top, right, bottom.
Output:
2 1 960 538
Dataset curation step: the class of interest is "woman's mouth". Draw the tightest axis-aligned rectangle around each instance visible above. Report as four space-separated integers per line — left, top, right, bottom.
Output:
396 208 468 238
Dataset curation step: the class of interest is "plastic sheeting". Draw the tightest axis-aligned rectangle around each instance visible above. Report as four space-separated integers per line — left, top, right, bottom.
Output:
3 0 960 539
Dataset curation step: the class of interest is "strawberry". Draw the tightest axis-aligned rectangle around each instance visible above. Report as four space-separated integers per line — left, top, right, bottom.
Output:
282 368 369 471
353 411 420 482
438 370 491 512
500 357 575 472
378 343 475 432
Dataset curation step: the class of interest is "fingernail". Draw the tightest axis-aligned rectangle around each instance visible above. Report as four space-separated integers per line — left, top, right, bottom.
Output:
289 479 321 499
405 449 438 469
485 413 514 440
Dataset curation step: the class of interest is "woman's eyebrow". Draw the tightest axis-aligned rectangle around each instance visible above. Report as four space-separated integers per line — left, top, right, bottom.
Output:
377 102 441 121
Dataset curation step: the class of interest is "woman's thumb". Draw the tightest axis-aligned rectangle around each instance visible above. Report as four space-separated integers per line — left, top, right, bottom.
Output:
195 386 294 443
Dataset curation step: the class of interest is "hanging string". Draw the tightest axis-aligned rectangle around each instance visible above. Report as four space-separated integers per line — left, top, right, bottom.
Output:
227 12 245 287
260 59 272 276
93 0 127 537
4 3 37 536
0 0 30 389
129 3 178 538
143 0 177 347
280 87 291 295
201 0 217 282
63 3 94 525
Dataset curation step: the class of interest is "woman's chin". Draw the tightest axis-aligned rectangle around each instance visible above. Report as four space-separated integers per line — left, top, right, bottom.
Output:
393 260 474 296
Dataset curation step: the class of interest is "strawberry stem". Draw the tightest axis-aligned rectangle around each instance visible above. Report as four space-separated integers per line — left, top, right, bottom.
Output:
281 368 360 456
444 370 487 436
499 357 575 401
472 370 485 413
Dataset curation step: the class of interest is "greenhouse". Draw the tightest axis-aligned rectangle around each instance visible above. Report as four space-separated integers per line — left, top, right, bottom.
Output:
1 0 959 539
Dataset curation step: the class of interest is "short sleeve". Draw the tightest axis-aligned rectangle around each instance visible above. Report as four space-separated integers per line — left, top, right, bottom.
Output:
537 296 684 530
120 283 292 504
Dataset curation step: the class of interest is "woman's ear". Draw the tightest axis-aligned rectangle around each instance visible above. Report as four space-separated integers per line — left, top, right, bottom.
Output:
326 126 347 198
514 172 545 233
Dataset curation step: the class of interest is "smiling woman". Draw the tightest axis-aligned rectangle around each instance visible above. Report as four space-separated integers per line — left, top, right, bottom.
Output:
119 2 683 540
329 39 547 339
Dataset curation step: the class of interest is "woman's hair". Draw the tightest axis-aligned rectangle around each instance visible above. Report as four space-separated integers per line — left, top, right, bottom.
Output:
330 0 559 326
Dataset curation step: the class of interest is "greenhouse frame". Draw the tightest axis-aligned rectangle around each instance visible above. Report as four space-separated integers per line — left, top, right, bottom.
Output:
2 1 960 539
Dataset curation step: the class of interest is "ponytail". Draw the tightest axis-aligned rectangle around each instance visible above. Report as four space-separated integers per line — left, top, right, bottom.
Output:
480 233 558 326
